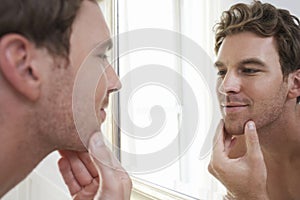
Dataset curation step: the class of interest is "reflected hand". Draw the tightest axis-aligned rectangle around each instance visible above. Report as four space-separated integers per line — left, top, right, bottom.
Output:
208 120 269 200
58 132 132 200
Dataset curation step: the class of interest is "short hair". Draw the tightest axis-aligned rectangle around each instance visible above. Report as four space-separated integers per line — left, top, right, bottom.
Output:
214 1 300 103
0 0 83 58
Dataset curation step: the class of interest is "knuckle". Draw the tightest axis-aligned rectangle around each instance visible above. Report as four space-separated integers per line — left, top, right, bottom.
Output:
208 163 214 174
124 176 133 189
208 162 219 177
208 160 225 177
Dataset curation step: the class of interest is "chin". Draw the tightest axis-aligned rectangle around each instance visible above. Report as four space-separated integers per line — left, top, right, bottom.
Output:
224 121 245 135
57 138 87 152
67 132 88 151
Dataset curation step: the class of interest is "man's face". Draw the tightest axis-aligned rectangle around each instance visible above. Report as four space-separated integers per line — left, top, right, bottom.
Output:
215 32 289 135
44 0 121 150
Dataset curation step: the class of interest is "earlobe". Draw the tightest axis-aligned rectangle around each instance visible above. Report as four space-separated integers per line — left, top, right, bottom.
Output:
0 34 41 101
287 69 300 100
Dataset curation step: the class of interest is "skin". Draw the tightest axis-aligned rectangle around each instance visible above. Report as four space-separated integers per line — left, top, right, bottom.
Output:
0 0 131 199
209 32 300 199
209 120 268 200
215 32 289 136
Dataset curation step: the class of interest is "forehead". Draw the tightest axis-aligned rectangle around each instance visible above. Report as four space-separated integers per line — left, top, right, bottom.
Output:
216 32 280 67
69 0 111 68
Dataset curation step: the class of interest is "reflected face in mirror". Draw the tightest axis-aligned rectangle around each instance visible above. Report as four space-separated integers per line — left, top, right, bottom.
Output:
215 31 289 135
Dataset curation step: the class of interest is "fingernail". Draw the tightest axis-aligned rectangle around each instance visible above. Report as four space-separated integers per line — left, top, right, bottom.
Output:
247 121 255 130
89 132 105 149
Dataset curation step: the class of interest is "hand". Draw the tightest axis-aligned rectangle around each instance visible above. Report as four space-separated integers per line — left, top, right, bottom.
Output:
208 120 269 200
58 132 132 200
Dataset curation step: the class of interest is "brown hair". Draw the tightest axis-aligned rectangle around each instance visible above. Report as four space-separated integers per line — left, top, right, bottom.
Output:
0 0 84 58
214 1 300 103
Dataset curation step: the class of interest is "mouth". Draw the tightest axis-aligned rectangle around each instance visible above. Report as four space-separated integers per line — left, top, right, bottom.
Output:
100 108 107 122
221 104 249 113
99 97 109 122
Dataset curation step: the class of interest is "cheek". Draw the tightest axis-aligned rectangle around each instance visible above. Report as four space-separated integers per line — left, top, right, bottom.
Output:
249 77 285 101
216 80 222 99
249 82 267 99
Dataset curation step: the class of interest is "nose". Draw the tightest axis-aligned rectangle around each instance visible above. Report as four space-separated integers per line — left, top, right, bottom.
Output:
218 71 241 95
105 65 122 94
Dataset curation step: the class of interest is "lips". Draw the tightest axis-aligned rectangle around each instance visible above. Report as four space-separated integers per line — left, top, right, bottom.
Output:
100 108 106 121
99 96 109 122
219 94 251 112
221 103 249 113
221 103 248 107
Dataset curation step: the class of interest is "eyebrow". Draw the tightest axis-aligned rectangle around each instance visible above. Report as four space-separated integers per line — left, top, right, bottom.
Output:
239 58 266 68
214 61 224 68
214 58 266 68
99 38 113 51
92 38 113 54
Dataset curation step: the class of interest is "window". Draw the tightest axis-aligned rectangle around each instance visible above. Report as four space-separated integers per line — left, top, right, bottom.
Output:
103 0 226 199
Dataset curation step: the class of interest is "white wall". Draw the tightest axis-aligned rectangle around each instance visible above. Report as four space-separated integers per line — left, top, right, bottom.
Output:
220 0 300 17
2 152 71 200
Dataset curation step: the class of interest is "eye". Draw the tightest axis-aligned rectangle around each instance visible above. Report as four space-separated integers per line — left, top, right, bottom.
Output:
99 54 108 60
242 68 260 74
217 69 227 77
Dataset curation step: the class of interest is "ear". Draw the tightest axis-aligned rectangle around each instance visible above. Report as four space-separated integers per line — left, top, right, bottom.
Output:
0 34 41 101
287 69 300 100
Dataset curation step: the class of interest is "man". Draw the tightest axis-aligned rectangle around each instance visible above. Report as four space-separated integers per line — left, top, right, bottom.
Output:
208 1 300 200
0 0 131 199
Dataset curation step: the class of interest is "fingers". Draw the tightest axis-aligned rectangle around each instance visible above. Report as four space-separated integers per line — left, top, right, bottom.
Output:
88 132 132 199
59 150 95 187
244 121 263 159
88 132 124 181
209 120 243 178
77 152 98 178
211 120 234 158
58 157 81 195
87 132 114 172
209 119 266 195
209 120 227 177
224 132 234 155
212 120 225 156
73 179 99 200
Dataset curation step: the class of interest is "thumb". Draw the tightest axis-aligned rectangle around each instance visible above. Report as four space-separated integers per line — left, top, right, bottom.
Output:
244 121 263 158
87 132 116 181
88 132 132 200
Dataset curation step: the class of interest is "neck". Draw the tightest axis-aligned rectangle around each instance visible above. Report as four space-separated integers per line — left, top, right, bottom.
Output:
0 113 53 197
259 103 300 164
258 104 300 200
